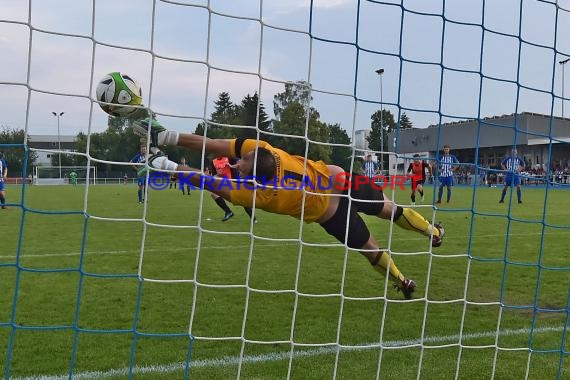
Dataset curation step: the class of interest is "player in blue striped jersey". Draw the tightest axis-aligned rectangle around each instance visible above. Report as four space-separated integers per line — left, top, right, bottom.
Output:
361 154 379 179
499 148 525 204
0 152 7 209
130 144 147 203
436 145 460 204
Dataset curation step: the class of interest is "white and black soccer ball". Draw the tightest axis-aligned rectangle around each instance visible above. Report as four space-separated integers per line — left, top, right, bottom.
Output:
96 72 143 117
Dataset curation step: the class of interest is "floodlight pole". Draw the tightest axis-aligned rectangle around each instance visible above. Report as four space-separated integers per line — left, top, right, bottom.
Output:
375 68 385 173
560 58 570 118
51 111 64 179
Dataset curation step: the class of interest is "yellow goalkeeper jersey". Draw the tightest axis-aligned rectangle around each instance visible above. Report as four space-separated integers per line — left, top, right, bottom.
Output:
228 139 332 223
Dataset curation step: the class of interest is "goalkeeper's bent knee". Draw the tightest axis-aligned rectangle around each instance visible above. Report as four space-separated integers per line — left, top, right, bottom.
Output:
394 206 438 237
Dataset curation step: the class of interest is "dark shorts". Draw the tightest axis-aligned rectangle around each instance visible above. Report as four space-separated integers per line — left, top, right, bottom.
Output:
504 175 521 187
439 176 453 187
346 175 386 215
412 179 424 191
319 176 385 249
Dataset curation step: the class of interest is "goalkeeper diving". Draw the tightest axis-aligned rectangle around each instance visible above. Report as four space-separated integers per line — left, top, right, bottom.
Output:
133 118 446 299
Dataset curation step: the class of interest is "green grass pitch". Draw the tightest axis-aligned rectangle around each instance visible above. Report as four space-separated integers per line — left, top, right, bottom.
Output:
0 183 568 379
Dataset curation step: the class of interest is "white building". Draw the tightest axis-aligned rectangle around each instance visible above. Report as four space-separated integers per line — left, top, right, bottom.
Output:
28 134 76 166
354 129 370 156
387 112 570 175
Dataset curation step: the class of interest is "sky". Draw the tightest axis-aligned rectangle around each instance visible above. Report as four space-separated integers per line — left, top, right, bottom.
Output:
1 0 570 145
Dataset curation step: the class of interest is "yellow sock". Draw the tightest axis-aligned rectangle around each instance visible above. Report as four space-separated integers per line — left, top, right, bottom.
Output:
373 251 405 283
395 207 439 238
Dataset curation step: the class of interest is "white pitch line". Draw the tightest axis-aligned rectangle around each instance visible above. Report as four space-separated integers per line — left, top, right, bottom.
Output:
11 325 565 380
0 243 298 259
1 230 568 260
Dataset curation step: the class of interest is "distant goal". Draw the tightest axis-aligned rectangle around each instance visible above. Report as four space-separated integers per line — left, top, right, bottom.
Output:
33 166 97 185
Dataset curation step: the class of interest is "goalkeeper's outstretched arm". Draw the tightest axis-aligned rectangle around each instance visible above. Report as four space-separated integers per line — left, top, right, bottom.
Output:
133 118 233 157
178 134 232 158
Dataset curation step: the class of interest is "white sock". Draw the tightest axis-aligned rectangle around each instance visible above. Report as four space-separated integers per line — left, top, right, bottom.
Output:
149 156 178 171
158 131 179 146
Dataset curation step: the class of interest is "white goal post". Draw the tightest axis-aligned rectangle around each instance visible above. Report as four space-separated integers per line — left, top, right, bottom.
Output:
33 166 97 185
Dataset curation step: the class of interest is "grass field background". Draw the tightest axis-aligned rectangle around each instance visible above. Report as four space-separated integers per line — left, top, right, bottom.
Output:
0 182 568 379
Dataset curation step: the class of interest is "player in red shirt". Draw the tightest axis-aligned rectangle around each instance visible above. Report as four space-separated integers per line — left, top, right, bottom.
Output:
211 156 256 222
407 154 432 205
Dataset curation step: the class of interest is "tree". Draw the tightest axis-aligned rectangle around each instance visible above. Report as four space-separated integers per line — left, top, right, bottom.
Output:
190 92 273 166
367 109 396 154
0 127 37 176
212 91 239 136
272 102 309 155
196 92 241 140
53 114 146 177
190 93 235 166
272 102 331 162
399 112 413 129
367 109 396 171
328 123 352 170
70 132 88 167
272 81 341 161
309 119 332 162
50 152 76 168
237 93 271 139
213 92 231 115
273 81 312 120
108 111 193 170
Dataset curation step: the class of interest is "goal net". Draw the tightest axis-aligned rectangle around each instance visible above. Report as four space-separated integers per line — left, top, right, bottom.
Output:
1 1 568 379
34 166 97 185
